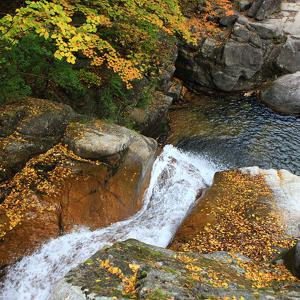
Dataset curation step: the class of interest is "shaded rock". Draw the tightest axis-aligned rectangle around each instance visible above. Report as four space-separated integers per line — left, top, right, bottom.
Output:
294 242 300 277
166 78 183 101
156 43 178 93
215 40 263 89
276 37 300 73
176 0 300 93
261 72 300 115
249 19 283 39
219 14 238 27
176 21 273 92
238 0 252 11
284 240 300 278
0 98 75 182
248 0 282 21
180 0 205 17
50 239 300 300
129 92 173 138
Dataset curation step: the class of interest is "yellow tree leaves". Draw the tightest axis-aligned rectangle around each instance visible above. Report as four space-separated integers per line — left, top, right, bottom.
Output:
0 144 97 239
232 254 298 289
172 171 295 262
99 259 140 295
183 0 235 41
0 0 192 88
174 251 298 292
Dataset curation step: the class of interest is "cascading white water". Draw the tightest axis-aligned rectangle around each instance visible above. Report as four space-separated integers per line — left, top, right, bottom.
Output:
0 145 222 300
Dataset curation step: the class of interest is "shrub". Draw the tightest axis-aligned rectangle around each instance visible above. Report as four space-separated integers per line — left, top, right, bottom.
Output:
0 34 85 103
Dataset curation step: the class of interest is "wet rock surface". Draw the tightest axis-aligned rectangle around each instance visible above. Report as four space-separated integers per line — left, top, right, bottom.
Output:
50 239 300 300
0 99 157 267
48 165 300 300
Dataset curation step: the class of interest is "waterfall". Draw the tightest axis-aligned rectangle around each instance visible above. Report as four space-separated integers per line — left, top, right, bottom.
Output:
0 145 222 300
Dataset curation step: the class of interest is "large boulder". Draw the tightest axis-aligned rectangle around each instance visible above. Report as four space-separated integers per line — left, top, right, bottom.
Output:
64 121 133 159
171 167 300 261
64 120 157 210
50 239 300 300
261 72 300 115
213 38 264 91
176 18 280 92
276 37 300 73
0 107 157 268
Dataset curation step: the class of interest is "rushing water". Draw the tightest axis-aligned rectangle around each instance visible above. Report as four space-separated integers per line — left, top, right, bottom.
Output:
169 95 300 175
0 145 221 300
3 93 300 299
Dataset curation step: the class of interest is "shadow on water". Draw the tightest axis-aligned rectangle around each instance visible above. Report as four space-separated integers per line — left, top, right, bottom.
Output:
169 94 300 175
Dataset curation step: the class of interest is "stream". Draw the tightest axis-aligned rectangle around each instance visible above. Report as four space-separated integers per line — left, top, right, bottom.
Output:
0 145 222 300
168 94 300 175
2 92 300 299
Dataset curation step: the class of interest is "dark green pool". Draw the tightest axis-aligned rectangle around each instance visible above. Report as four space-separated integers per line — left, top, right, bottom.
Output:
169 94 300 175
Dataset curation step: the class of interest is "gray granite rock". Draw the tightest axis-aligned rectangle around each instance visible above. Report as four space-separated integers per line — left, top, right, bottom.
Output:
248 0 282 21
261 72 300 114
277 37 300 73
50 240 300 300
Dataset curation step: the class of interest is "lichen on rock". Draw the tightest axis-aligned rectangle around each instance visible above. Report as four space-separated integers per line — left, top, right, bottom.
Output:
50 239 300 300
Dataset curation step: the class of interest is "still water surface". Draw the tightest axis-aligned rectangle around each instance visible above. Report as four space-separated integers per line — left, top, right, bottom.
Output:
168 93 300 175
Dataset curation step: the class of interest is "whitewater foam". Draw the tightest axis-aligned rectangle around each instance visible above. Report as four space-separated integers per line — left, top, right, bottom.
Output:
0 145 222 300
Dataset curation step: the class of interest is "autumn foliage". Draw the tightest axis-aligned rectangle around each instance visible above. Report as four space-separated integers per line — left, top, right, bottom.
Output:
0 0 192 88
172 171 294 262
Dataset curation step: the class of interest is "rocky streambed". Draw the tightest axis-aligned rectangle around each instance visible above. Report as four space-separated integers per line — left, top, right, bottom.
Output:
1 93 300 299
1 0 300 299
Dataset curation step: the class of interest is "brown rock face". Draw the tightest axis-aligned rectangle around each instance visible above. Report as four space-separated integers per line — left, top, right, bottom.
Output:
59 157 149 233
171 170 295 262
0 142 155 267
0 100 157 268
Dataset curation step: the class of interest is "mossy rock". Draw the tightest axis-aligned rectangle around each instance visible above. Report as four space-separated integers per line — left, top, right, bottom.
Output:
50 239 300 300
